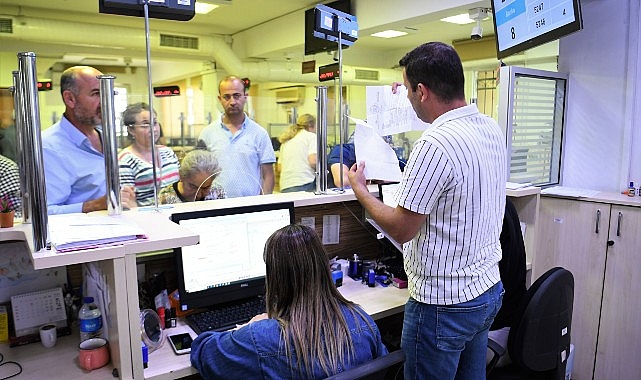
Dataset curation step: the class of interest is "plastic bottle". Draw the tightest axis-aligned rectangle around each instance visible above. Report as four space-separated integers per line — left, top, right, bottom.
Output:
78 296 103 343
628 182 636 197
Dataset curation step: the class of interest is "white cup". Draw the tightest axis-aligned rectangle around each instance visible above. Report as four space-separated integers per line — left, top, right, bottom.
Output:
39 324 57 348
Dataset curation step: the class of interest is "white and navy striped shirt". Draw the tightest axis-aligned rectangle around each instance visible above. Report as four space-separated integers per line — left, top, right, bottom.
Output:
395 104 507 305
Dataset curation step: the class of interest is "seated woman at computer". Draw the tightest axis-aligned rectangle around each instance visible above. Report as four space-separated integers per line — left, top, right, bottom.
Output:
159 149 226 203
118 102 180 206
190 224 388 379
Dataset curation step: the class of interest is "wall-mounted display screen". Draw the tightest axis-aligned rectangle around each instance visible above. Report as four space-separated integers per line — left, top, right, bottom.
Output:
491 0 582 59
304 0 352 56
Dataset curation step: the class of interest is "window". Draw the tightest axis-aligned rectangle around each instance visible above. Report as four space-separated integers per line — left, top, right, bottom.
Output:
498 66 568 187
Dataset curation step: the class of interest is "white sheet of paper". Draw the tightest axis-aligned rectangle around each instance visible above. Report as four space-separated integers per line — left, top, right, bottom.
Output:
366 85 428 135
350 117 402 182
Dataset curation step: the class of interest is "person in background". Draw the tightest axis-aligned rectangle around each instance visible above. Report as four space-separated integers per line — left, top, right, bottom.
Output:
190 224 388 379
197 75 275 197
277 114 317 192
348 42 507 379
327 133 356 188
159 149 226 203
42 65 136 214
0 119 17 162
118 102 180 207
0 154 21 214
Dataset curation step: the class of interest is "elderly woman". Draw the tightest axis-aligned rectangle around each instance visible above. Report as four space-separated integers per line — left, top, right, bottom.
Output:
118 103 180 206
159 149 226 203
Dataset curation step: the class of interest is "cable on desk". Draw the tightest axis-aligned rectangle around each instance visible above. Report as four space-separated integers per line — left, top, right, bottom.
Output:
0 353 22 379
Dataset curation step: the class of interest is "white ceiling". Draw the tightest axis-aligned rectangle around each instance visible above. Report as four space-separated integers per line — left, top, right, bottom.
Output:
0 0 500 69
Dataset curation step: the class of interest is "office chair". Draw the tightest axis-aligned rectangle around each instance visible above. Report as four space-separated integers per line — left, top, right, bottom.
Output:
487 267 574 380
324 349 405 380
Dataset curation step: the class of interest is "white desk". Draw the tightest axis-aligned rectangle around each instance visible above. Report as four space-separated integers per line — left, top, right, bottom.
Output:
142 276 409 380
0 330 114 379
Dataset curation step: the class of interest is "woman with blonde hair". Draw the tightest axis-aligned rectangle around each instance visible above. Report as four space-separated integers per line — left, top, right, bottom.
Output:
277 114 317 192
190 224 388 379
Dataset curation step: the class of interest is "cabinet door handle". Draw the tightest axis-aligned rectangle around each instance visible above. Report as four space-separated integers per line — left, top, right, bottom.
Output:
595 209 601 234
617 211 623 237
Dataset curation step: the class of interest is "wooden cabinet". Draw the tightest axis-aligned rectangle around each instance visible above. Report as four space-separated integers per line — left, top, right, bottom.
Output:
593 204 641 379
535 196 641 380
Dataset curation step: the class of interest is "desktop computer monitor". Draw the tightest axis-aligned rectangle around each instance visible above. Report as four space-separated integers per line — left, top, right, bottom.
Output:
170 202 295 311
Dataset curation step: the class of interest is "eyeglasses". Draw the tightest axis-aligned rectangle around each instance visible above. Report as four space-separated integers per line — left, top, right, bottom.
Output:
132 121 159 129
220 93 245 101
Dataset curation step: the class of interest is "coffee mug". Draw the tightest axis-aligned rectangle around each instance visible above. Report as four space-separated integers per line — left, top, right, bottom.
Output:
39 324 57 348
79 338 110 371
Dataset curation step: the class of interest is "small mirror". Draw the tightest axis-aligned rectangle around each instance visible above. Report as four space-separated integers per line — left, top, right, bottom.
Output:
140 309 164 353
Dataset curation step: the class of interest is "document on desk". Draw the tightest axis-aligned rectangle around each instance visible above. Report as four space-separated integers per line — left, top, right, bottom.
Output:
48 213 147 252
351 117 402 182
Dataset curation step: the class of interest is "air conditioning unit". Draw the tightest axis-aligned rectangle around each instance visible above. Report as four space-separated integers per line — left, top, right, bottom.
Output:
274 86 305 104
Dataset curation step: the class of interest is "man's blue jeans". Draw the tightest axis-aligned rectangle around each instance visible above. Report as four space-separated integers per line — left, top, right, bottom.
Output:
402 281 504 380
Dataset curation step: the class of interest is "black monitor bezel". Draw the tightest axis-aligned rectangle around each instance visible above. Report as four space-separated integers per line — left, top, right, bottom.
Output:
304 0 352 56
98 0 195 21
170 201 295 311
491 0 583 60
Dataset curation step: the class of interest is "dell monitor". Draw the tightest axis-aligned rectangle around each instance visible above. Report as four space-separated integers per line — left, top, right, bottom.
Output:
171 202 295 311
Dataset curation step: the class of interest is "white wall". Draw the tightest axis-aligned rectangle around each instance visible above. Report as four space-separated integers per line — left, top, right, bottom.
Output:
559 0 640 192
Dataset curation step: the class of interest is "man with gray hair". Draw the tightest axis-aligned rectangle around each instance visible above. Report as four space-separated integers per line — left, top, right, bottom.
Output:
42 65 136 214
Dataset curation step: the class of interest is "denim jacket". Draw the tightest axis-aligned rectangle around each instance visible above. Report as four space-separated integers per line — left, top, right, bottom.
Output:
190 304 388 379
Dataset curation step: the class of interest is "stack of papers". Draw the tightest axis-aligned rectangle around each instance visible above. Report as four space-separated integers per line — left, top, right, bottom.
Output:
48 214 147 252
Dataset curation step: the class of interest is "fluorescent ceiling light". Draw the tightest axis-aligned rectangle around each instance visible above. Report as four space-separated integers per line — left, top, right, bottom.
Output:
371 30 408 39
440 13 475 25
195 3 219 14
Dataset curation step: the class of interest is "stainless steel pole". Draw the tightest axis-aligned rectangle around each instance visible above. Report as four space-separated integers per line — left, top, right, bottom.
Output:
336 31 349 192
98 75 122 215
315 86 328 194
16 52 48 252
143 0 160 209
10 71 30 223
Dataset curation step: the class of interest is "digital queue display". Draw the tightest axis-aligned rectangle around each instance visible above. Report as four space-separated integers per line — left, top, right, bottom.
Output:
491 0 582 59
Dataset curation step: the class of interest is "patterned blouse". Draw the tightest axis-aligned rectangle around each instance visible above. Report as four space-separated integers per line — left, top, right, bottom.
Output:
158 181 226 204
118 146 180 206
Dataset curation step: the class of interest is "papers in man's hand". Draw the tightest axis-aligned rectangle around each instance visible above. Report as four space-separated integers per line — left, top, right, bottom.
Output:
350 117 402 182
48 213 147 252
366 85 428 135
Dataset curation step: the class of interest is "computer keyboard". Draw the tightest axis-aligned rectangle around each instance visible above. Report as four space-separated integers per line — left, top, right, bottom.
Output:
186 296 266 334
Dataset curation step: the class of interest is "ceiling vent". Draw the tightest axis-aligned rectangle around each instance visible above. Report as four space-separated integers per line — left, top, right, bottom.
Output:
159 33 199 50
354 69 379 81
0 18 13 34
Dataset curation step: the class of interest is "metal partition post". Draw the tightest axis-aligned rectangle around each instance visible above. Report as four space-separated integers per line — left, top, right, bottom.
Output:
315 86 328 194
143 0 160 209
98 75 122 215
179 112 185 147
10 71 30 223
16 52 48 252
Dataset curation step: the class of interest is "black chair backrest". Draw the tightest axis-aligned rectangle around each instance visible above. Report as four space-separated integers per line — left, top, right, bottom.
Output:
324 349 405 380
508 267 574 378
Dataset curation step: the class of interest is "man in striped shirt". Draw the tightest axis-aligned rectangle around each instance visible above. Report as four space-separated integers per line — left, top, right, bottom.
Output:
349 42 507 379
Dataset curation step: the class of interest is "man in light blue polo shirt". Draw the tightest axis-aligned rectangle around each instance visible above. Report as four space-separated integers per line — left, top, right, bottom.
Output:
198 76 275 198
42 66 136 214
